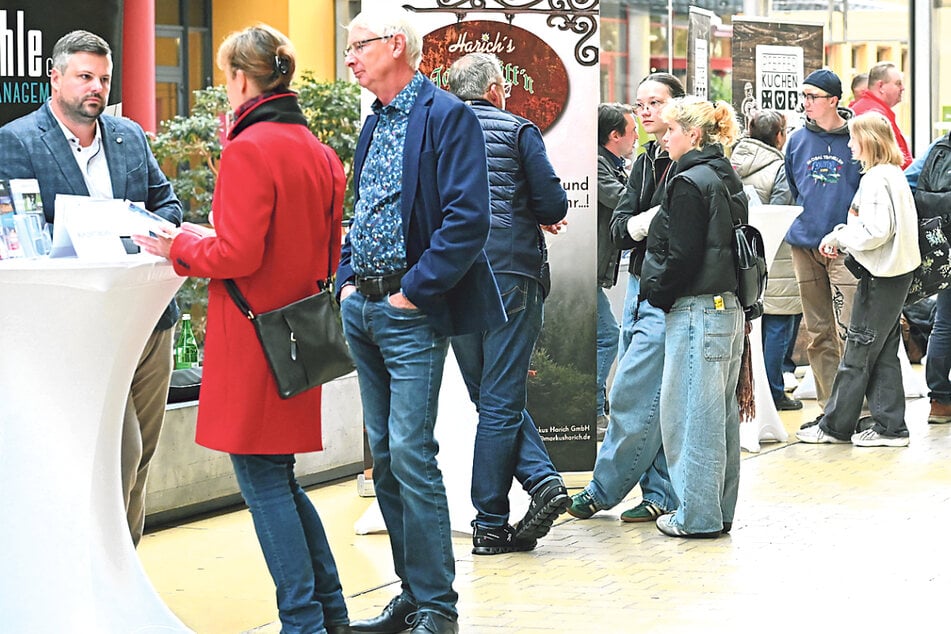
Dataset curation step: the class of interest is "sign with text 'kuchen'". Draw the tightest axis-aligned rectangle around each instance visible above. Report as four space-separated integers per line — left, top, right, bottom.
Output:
420 20 569 133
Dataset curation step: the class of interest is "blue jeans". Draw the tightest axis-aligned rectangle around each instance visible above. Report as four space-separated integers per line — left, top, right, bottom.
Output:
586 274 677 512
820 272 913 439
596 287 620 416
762 313 798 401
927 289 951 403
230 454 348 634
451 274 559 528
661 293 743 534
341 292 456 618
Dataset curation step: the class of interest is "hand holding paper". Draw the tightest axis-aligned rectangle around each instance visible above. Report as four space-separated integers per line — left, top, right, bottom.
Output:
133 225 180 259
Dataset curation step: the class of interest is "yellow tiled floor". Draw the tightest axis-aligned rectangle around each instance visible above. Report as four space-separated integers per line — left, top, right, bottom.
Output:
140 393 951 633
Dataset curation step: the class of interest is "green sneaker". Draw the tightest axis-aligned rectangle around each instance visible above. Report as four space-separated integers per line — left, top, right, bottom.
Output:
566 490 600 519
620 500 665 523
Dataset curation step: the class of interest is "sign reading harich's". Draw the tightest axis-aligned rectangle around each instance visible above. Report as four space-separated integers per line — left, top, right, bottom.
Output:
0 1 122 126
422 20 569 132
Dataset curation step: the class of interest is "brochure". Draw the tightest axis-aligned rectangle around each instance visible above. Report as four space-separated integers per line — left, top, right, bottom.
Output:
51 195 175 260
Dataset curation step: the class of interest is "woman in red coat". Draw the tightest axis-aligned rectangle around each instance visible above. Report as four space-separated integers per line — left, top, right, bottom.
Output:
136 24 350 634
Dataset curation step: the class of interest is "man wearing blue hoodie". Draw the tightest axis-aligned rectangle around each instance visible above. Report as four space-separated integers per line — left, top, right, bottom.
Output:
784 69 863 429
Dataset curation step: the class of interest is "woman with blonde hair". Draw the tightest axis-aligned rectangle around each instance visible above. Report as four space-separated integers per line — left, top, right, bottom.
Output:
136 24 351 633
796 111 920 447
640 97 747 537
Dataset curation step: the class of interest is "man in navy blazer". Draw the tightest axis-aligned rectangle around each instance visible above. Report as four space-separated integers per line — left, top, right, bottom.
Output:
0 31 182 547
339 8 503 634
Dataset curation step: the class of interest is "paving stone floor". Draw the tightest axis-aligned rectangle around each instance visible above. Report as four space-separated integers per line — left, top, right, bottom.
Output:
140 393 951 633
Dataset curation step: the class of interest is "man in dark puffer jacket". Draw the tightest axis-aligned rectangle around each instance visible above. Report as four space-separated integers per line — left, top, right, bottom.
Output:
446 53 570 556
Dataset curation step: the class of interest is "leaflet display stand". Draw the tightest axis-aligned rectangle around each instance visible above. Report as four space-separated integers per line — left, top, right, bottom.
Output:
0 257 190 633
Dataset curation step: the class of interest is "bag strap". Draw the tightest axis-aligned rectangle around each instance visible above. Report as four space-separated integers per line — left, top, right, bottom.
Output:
225 279 255 320
225 142 341 317
317 143 338 293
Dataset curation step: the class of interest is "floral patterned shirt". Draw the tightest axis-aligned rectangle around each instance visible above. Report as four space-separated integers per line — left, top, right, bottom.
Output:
349 72 424 276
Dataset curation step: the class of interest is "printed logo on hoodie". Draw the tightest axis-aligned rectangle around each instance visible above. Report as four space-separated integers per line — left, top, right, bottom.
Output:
806 154 845 184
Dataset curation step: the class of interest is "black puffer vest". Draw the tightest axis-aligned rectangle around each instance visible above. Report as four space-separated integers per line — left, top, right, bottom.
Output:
468 101 551 294
641 146 745 307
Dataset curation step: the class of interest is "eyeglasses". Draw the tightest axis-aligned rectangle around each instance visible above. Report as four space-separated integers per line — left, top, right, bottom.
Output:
800 93 834 104
344 35 392 57
493 80 513 98
634 99 666 113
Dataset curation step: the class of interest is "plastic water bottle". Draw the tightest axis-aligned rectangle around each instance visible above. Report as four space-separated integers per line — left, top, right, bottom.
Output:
175 314 200 369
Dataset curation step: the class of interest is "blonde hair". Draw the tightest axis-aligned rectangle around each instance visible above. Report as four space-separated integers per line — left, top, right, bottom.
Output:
848 112 903 172
348 8 422 70
217 24 296 92
662 96 740 149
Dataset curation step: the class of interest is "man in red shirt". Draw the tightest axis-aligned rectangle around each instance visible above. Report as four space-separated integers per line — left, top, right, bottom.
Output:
850 61 912 168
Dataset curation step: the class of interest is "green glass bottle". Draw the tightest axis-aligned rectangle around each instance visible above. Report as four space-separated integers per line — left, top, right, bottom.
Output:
174 314 200 369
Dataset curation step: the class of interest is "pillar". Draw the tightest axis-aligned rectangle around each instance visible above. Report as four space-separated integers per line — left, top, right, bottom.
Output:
122 0 157 132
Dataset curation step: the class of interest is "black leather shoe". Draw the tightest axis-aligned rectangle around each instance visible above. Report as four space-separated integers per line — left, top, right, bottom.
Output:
350 594 418 634
774 394 803 411
326 625 353 634
410 612 458 634
513 476 569 541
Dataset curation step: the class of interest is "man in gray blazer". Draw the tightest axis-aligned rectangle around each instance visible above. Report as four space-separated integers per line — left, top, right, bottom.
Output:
0 30 183 546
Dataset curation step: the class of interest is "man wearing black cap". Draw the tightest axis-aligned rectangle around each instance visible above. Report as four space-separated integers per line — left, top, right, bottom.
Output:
783 69 863 431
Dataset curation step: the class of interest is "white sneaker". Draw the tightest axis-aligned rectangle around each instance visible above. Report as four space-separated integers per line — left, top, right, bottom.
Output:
796 425 849 444
783 372 799 392
851 428 910 447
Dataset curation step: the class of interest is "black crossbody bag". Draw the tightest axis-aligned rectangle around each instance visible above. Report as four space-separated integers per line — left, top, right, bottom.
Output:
224 147 354 398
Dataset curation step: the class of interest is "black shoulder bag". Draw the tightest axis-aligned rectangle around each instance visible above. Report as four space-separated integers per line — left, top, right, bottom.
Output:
224 147 355 398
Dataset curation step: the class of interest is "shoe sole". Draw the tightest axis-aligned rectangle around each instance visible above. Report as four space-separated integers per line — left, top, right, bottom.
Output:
472 543 536 555
852 438 910 447
928 416 951 424
514 491 571 540
795 432 849 444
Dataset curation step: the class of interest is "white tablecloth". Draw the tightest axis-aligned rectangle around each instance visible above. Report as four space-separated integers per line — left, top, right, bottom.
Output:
741 205 802 452
0 256 191 632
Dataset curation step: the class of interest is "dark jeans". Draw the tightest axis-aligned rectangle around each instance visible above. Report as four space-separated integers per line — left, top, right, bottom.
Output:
451 274 560 528
231 454 349 634
927 289 951 403
820 272 914 439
